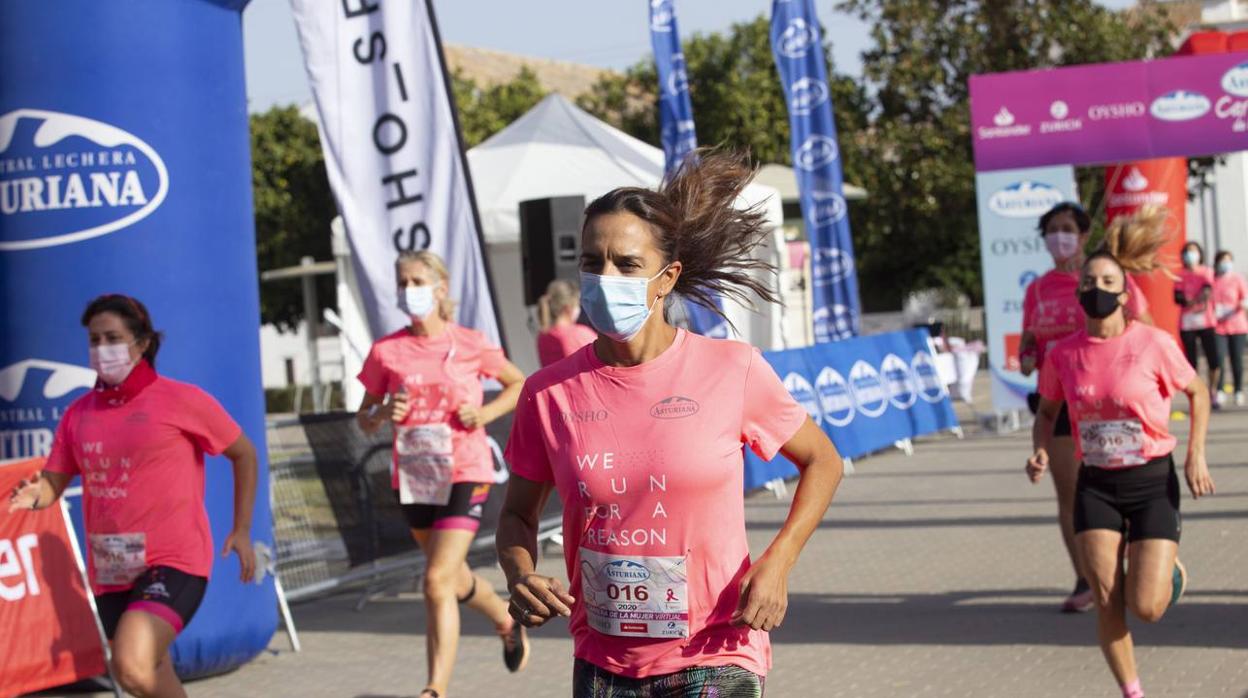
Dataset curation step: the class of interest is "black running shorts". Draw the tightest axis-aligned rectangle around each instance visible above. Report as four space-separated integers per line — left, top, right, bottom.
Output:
1074 455 1181 542
95 565 208 637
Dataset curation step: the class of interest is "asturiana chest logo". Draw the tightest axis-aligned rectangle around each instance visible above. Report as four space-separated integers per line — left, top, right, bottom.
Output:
0 109 169 252
650 396 699 420
604 560 651 584
988 181 1064 219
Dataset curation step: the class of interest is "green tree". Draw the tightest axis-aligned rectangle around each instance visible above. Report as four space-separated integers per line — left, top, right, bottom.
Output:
250 105 337 330
839 0 1175 309
452 66 548 147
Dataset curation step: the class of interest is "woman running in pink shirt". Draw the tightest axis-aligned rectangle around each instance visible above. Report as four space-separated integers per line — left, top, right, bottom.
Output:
1177 241 1222 407
355 251 528 698
537 279 597 368
496 150 845 696
8 294 259 698
1212 250 1248 406
1019 202 1154 613
1027 211 1216 698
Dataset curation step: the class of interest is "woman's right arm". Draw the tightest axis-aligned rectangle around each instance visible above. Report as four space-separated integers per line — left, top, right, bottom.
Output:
356 391 407 434
497 474 574 627
1018 330 1038 376
8 470 73 512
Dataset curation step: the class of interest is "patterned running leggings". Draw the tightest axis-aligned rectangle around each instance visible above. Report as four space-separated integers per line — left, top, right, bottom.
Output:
572 658 764 698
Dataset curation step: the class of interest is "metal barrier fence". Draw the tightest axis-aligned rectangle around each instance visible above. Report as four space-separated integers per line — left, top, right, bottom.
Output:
266 408 562 604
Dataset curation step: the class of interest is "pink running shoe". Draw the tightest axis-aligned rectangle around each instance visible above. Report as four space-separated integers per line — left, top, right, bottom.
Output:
1061 580 1095 613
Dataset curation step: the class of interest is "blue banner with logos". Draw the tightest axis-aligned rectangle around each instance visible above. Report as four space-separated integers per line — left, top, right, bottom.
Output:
743 329 959 490
0 0 274 679
649 0 727 338
770 0 861 342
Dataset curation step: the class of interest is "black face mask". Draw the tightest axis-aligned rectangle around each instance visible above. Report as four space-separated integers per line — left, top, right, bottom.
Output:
1079 287 1122 319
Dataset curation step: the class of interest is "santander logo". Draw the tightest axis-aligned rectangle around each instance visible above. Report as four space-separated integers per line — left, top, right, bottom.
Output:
1121 167 1148 192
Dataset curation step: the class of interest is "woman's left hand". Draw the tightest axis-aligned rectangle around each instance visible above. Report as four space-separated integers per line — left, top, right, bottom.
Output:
457 404 485 429
1185 452 1216 499
730 554 790 631
222 530 256 583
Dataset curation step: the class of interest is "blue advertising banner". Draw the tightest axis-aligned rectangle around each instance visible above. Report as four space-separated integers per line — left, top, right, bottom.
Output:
743 329 958 490
649 0 727 338
0 0 275 678
771 0 861 342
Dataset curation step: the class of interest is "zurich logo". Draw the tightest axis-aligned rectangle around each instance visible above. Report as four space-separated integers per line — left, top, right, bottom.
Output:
1222 61 1248 97
1149 90 1211 122
775 17 818 58
814 367 855 427
789 77 829 116
604 560 651 584
667 54 690 96
794 135 838 171
808 190 847 227
987 181 1064 219
880 354 917 410
848 360 888 418
813 304 856 343
783 372 823 425
649 0 674 32
0 109 169 252
811 247 853 285
910 350 947 403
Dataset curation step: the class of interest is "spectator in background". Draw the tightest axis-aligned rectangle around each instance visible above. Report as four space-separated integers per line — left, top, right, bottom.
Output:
1178 241 1221 408
536 279 597 367
1213 249 1248 407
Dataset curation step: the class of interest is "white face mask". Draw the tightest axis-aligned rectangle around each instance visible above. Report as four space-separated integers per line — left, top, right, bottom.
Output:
398 285 436 319
1217 260 1233 275
1044 232 1081 261
90 342 137 385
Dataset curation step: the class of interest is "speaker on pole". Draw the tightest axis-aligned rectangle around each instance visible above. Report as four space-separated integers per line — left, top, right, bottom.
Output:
519 195 585 306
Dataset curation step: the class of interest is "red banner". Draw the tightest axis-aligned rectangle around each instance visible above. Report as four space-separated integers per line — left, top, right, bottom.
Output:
1104 157 1187 343
0 458 107 698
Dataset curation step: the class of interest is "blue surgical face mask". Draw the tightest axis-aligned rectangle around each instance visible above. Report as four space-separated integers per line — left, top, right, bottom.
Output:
398 285 435 319
579 267 668 342
1183 250 1200 267
1217 260 1233 275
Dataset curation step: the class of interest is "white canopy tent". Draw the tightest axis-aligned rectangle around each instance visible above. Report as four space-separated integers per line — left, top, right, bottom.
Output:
467 94 789 373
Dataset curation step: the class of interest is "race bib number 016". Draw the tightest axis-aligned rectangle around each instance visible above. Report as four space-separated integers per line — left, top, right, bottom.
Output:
579 548 689 639
1080 419 1147 468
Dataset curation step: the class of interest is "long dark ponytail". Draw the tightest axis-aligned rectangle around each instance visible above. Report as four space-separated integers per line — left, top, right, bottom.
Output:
582 148 778 322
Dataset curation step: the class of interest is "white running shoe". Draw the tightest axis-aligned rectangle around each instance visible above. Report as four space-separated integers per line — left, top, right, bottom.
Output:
1237 392 1246 407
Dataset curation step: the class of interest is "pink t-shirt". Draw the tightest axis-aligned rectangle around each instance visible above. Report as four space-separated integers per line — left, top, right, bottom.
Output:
1178 266 1216 332
44 374 241 593
1038 322 1194 468
505 330 807 679
1022 270 1149 367
1213 271 1248 335
358 324 507 485
537 322 598 368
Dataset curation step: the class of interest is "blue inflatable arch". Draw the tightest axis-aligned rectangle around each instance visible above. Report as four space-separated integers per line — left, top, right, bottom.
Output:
0 0 276 678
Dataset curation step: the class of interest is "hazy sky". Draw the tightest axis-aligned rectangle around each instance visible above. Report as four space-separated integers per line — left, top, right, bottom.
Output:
243 0 1141 113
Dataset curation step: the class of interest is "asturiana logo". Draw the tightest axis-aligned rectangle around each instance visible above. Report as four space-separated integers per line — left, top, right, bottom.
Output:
848 360 888 417
0 358 97 460
775 17 818 58
1149 90 1211 122
650 396 699 420
911 351 947 403
811 246 853 285
813 304 856 342
604 560 651 584
783 372 823 425
794 135 839 171
667 53 690 96
987 181 1064 219
814 367 855 427
0 109 169 252
808 190 848 228
649 0 674 32
1221 61 1248 97
789 77 830 116
880 353 917 410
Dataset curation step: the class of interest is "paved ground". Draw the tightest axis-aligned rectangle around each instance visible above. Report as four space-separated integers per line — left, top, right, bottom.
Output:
44 395 1248 697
